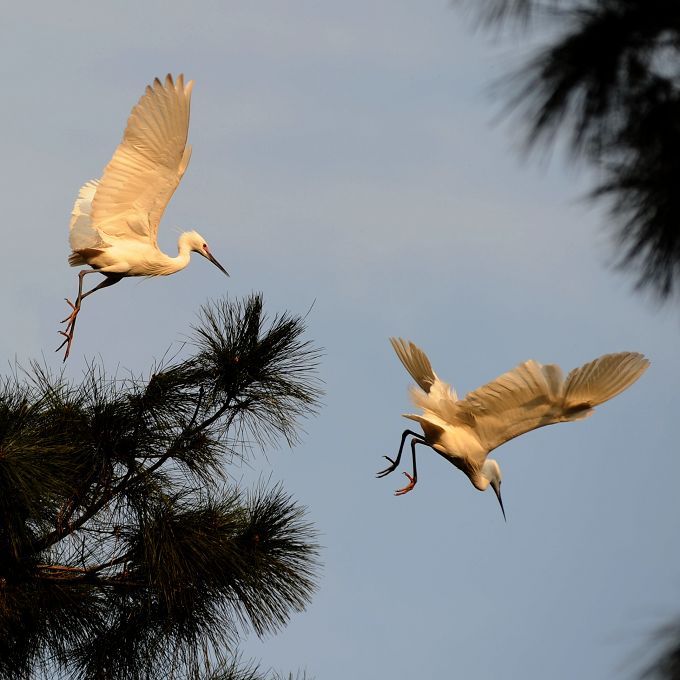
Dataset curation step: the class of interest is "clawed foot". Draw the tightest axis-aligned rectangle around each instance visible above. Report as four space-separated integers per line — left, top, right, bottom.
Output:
57 298 80 361
56 329 75 362
394 472 416 496
376 455 398 478
56 330 74 361
61 298 78 329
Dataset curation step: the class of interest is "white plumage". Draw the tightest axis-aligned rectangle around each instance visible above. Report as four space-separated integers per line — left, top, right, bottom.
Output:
378 338 650 519
59 74 228 360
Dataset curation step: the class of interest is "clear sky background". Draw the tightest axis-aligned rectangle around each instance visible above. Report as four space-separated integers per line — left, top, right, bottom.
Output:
2 2 680 679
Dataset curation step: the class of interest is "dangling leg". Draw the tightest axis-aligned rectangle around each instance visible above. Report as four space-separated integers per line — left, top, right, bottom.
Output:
57 271 122 360
61 270 95 331
376 429 426 478
394 437 425 496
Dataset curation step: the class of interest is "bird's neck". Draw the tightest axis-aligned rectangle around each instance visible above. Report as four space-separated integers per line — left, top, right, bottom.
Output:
162 235 194 274
434 447 487 489
471 472 491 491
148 238 191 276
475 460 499 492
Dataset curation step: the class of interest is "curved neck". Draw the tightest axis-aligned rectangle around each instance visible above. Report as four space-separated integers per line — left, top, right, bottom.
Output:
148 237 191 276
472 473 491 492
178 235 193 256
166 234 193 273
476 459 500 492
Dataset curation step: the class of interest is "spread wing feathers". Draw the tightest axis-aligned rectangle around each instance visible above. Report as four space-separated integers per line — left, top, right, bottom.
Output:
69 180 106 252
562 352 650 410
90 74 193 244
390 337 458 399
452 352 648 455
453 359 567 453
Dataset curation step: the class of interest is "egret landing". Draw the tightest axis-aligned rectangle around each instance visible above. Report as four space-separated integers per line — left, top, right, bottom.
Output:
58 74 228 361
378 338 650 520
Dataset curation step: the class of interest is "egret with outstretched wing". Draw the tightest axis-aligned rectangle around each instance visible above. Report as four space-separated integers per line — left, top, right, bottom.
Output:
59 74 228 360
378 338 650 519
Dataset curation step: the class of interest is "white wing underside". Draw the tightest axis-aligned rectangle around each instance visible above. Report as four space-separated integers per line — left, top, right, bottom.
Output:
390 338 649 463
390 337 458 400
69 180 105 250
69 74 193 252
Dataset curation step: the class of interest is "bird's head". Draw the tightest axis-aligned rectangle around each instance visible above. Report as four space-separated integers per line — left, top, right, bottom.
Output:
182 230 229 276
481 459 506 521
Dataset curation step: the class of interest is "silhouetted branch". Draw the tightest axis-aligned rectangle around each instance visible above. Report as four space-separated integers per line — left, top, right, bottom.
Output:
639 618 680 679
459 0 680 298
0 294 322 680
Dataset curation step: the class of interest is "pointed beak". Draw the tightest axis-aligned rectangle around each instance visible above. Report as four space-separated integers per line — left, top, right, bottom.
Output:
492 483 506 522
205 249 229 277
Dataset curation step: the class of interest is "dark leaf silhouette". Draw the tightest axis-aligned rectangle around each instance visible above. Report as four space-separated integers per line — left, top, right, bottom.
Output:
0 294 321 680
462 0 680 298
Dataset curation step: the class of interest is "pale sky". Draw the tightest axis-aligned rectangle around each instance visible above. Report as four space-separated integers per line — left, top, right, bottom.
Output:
2 2 680 679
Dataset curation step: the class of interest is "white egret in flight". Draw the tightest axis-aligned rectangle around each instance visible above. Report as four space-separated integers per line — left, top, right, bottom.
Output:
378 338 650 519
58 74 228 360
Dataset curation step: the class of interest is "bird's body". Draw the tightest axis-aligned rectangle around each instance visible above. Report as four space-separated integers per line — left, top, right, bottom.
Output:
69 179 209 276
378 338 650 517
58 74 228 360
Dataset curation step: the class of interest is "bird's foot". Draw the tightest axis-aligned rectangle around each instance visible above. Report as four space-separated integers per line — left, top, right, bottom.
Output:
376 456 398 478
56 329 75 361
61 298 79 327
394 472 416 496
62 297 76 314
57 299 80 361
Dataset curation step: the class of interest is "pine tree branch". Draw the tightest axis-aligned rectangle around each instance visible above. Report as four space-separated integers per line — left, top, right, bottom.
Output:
36 552 131 575
462 0 680 298
32 466 136 552
33 571 143 588
36 564 89 574
191 398 236 436
0 295 322 680
34 391 210 552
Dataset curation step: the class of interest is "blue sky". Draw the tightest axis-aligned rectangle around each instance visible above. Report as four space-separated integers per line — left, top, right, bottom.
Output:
2 2 680 678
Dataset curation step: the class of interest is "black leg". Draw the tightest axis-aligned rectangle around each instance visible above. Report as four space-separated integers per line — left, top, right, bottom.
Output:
376 429 425 478
79 272 123 303
57 272 123 360
394 437 424 496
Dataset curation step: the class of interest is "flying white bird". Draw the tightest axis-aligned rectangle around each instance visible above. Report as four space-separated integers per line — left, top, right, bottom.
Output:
58 74 228 360
378 338 650 519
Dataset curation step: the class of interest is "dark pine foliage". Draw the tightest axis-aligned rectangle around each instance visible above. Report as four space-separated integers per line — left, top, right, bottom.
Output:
460 0 680 299
459 3 680 676
459 0 541 27
639 620 680 680
0 294 321 680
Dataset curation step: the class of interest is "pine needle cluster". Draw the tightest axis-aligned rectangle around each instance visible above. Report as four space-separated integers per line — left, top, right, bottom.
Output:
0 294 322 680
462 0 680 299
633 617 680 680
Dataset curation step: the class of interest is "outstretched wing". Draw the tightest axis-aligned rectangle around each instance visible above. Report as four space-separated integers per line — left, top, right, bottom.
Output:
90 74 193 245
562 352 649 410
390 337 460 421
69 179 105 251
390 337 437 392
452 352 649 455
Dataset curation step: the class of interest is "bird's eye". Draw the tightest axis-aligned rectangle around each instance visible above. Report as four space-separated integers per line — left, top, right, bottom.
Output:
202 243 207 250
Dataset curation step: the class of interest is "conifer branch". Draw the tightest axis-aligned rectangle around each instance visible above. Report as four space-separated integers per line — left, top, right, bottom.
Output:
0 294 322 680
